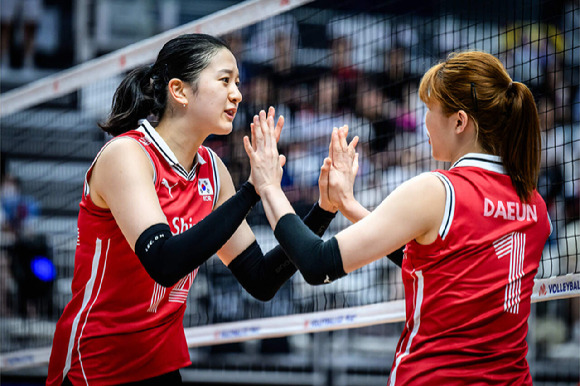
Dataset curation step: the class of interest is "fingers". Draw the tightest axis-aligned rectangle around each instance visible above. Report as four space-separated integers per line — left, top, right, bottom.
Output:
256 106 284 143
252 115 264 148
320 157 332 174
275 115 284 143
331 127 341 161
349 135 359 152
250 122 257 151
352 153 359 176
259 109 276 149
243 135 254 158
318 157 331 205
338 125 349 151
279 154 287 168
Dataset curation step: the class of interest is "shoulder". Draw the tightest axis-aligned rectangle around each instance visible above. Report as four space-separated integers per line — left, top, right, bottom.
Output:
97 137 150 164
94 136 155 180
396 172 446 199
386 172 447 244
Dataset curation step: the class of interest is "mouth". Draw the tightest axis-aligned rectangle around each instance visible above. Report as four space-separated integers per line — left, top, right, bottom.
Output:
224 108 237 120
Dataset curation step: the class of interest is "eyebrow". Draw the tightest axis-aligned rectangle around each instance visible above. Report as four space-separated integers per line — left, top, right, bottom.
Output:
217 69 238 76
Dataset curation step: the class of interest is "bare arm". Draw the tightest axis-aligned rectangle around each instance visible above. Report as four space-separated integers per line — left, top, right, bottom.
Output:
90 138 166 248
335 173 445 273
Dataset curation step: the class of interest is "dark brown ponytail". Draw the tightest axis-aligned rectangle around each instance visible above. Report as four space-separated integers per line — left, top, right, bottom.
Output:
499 82 541 202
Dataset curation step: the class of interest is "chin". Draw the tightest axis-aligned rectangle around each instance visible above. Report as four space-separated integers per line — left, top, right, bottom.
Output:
215 124 233 136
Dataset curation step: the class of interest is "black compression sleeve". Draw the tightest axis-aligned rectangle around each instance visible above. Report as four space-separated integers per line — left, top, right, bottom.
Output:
227 202 337 300
274 213 346 285
134 181 259 287
302 202 337 237
227 241 295 301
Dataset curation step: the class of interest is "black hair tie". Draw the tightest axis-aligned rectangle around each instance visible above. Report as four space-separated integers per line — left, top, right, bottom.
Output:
470 82 478 113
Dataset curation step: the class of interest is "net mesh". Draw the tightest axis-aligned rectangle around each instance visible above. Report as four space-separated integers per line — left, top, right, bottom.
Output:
0 0 578 382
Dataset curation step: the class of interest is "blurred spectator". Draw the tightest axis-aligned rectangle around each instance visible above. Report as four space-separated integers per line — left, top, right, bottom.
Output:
0 173 53 318
330 36 360 112
273 31 294 76
1 174 39 237
0 0 43 71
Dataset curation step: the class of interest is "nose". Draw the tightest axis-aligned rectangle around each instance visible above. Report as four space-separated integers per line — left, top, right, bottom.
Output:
230 84 242 104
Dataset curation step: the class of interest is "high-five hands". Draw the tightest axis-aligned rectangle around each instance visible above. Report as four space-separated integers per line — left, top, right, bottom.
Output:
318 125 359 213
243 107 285 196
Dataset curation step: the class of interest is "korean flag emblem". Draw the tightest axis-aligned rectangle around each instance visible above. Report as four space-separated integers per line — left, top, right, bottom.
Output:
198 178 213 196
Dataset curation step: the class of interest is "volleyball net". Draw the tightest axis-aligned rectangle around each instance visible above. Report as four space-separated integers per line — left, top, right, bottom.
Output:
1 0 578 375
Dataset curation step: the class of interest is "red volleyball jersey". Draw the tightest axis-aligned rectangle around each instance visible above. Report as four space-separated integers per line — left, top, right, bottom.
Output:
47 120 221 385
388 153 551 386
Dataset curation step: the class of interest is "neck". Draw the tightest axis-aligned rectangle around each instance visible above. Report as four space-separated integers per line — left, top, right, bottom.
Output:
449 141 487 166
155 119 205 173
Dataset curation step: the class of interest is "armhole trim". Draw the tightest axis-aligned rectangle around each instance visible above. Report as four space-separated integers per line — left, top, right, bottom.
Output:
432 172 455 240
83 137 157 198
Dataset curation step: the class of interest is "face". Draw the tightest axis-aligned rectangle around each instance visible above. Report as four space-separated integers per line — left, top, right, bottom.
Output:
424 100 457 162
187 48 242 135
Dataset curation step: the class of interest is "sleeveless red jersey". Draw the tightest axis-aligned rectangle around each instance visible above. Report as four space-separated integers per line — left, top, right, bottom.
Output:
388 153 551 385
47 120 221 385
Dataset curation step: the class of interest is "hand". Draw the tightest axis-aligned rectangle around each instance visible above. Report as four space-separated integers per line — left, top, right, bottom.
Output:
318 156 337 212
260 106 284 143
326 125 359 212
243 109 286 196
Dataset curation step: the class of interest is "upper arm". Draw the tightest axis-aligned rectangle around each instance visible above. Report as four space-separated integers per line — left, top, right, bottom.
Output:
212 155 256 265
89 138 167 249
335 173 446 273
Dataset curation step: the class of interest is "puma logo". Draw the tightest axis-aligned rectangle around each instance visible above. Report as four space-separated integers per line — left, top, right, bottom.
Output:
161 178 178 198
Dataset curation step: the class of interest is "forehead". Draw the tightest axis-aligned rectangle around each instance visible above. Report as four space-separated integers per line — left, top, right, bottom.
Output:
205 48 239 76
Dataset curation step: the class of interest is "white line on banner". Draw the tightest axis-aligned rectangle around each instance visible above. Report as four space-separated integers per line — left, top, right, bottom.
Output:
0 0 315 117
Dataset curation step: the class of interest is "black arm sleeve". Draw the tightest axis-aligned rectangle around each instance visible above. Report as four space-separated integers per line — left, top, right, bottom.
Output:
227 203 337 301
274 213 346 285
389 246 404 268
134 181 259 287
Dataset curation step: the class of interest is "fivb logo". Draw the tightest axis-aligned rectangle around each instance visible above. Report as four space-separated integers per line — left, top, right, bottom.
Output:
198 178 213 196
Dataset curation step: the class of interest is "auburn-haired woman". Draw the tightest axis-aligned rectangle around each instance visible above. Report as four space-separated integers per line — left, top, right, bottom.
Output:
246 50 551 385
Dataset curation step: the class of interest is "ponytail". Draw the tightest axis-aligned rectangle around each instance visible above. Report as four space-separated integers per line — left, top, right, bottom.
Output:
499 82 541 202
98 34 231 137
98 66 156 136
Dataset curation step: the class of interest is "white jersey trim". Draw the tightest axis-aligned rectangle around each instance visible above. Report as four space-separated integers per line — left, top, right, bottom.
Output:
389 270 424 386
206 148 221 210
432 172 455 240
450 153 505 174
63 237 110 382
139 119 203 181
83 136 156 197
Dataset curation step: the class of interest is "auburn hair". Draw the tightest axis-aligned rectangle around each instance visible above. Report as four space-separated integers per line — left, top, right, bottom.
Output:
419 51 541 202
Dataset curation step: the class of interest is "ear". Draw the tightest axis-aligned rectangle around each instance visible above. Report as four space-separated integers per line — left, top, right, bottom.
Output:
167 78 189 106
455 110 469 134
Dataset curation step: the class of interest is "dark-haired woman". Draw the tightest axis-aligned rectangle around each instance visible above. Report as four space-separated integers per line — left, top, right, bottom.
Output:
47 34 356 386
245 51 552 385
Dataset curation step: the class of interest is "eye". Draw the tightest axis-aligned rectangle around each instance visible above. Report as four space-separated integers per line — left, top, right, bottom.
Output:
221 77 230 84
